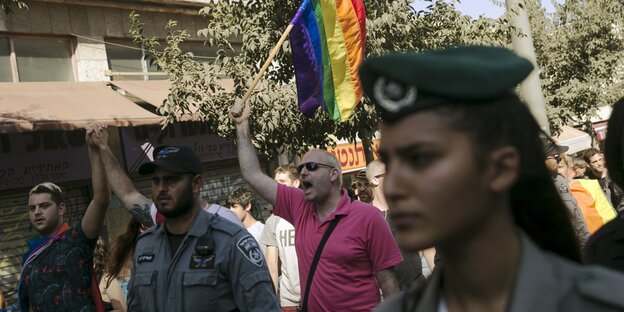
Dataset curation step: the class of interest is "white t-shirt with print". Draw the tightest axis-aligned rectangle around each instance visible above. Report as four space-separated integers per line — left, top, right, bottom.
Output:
246 220 266 255
259 215 301 307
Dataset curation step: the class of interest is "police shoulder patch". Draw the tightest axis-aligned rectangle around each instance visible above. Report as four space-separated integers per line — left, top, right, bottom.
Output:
236 235 264 267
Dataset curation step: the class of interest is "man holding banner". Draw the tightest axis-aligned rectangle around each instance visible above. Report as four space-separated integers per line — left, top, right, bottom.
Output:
231 101 403 311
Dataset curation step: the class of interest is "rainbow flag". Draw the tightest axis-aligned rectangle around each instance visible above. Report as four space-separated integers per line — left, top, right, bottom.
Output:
569 179 617 233
289 0 365 122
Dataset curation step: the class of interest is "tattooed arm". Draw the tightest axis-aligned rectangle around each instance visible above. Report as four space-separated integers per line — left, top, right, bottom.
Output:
127 201 155 228
90 124 155 227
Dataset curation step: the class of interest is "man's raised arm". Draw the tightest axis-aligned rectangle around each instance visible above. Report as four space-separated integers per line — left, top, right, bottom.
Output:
90 123 154 227
230 101 278 205
82 123 111 239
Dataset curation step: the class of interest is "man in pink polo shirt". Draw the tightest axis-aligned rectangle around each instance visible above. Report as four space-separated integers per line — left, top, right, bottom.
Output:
231 102 403 311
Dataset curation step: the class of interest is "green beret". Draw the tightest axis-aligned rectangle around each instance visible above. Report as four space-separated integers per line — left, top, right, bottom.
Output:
359 46 534 122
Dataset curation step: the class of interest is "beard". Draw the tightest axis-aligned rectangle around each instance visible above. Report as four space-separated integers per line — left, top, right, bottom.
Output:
359 191 373 203
156 187 195 219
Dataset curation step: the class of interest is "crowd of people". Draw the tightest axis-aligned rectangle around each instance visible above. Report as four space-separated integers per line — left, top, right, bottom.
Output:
11 45 624 312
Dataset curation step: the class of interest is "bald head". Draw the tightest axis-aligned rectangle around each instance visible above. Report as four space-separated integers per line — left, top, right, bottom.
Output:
303 149 343 187
366 160 385 182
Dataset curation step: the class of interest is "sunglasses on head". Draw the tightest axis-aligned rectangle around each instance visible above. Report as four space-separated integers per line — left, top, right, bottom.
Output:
297 162 334 173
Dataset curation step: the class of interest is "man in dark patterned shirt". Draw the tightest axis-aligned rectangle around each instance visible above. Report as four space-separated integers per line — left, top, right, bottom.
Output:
18 123 110 312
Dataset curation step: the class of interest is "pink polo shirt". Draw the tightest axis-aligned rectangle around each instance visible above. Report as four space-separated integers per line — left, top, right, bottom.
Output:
274 184 403 311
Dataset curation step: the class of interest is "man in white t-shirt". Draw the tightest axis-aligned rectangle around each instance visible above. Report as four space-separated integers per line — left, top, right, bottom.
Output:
260 165 301 311
227 187 265 250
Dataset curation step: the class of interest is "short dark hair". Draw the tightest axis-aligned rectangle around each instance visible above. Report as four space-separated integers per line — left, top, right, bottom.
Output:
226 187 254 208
274 164 299 181
572 157 587 169
29 182 64 205
582 148 601 164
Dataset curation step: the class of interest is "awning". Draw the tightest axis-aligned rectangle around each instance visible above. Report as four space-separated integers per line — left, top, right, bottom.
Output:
110 79 235 109
554 125 592 154
0 82 165 133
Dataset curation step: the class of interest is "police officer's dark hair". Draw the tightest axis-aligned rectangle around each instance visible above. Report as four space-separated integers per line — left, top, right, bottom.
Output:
605 97 624 190
431 94 581 262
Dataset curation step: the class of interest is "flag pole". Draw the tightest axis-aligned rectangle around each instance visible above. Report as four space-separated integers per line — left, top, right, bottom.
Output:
240 2 307 107
240 24 294 105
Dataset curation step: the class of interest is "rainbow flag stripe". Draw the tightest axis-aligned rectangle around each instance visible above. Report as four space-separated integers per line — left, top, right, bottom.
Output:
569 179 617 233
290 0 365 122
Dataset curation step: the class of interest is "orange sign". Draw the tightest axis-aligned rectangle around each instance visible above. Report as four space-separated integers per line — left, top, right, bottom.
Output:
327 139 380 173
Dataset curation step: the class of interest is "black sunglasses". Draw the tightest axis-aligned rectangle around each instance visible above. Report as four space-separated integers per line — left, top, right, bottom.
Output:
547 154 561 162
297 162 335 173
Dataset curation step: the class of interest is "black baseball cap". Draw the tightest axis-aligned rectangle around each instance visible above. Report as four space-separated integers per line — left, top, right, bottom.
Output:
138 146 202 175
541 137 569 157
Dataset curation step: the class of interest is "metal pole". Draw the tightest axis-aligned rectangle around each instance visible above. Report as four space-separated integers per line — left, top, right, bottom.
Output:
505 0 550 134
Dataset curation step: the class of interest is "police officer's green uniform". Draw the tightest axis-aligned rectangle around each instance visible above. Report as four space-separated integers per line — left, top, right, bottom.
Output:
376 232 624 311
544 139 591 248
554 173 591 248
127 210 279 311
358 46 624 312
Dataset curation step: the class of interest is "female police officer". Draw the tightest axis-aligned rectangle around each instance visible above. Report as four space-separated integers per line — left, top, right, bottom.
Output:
360 46 624 311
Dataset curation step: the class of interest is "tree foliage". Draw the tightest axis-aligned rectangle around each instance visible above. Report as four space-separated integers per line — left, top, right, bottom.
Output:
129 0 512 157
1 0 27 14
527 0 624 133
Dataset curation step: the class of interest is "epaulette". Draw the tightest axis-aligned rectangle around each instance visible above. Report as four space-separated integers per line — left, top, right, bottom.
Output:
136 223 160 240
209 214 246 236
574 266 624 308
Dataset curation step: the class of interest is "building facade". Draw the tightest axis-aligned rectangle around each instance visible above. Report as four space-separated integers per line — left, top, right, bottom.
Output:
0 1 268 307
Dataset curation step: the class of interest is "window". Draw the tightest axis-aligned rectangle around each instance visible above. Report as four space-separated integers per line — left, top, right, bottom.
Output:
105 38 218 81
0 35 75 82
105 38 147 81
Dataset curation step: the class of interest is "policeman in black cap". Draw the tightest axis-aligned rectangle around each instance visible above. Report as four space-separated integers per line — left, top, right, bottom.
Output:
543 137 590 249
127 146 279 311
362 46 624 311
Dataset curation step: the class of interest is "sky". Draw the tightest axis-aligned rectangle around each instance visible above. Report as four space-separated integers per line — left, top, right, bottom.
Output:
411 0 561 19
